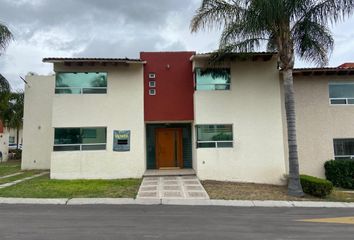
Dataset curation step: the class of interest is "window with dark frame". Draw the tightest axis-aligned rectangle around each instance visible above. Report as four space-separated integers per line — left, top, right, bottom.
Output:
329 82 354 105
333 138 354 160
55 72 107 94
196 124 233 148
53 127 107 151
195 68 231 91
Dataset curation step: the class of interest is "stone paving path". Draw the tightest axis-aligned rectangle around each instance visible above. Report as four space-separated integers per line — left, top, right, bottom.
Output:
0 172 49 189
137 175 209 200
0 172 22 179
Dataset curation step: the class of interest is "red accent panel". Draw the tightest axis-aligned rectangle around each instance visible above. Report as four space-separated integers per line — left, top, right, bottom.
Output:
140 52 195 121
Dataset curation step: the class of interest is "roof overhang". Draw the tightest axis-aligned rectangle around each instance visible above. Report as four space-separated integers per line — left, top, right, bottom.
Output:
190 52 276 62
43 57 146 64
293 67 354 76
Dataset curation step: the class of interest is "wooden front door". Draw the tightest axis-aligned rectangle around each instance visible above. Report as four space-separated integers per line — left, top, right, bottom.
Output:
155 128 183 169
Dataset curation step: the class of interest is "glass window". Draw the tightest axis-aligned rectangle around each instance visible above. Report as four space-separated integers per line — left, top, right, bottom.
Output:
196 125 233 148
149 81 156 87
55 72 107 94
53 127 106 151
329 83 354 104
195 68 231 91
149 89 156 95
9 136 15 144
333 139 354 160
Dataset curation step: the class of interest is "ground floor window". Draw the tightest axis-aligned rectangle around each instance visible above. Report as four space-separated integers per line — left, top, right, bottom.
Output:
333 138 354 160
53 127 107 151
9 136 15 144
196 124 233 148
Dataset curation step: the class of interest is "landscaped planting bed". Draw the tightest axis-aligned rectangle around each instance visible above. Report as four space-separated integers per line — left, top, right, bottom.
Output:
202 180 354 202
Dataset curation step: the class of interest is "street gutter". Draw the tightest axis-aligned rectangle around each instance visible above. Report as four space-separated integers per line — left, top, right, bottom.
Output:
0 197 354 208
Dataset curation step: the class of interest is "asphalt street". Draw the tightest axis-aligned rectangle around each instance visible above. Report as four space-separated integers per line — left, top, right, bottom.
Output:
0 204 353 240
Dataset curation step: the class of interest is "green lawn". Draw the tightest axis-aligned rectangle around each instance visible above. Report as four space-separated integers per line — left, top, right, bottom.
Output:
0 174 141 198
0 161 21 176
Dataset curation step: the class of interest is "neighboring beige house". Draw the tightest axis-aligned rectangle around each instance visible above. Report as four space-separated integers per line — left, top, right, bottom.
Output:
293 65 354 178
0 121 9 162
7 128 23 148
21 52 354 185
0 121 23 161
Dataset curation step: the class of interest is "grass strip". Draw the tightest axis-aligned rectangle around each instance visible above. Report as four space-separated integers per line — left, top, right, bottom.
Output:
0 174 141 198
0 161 21 177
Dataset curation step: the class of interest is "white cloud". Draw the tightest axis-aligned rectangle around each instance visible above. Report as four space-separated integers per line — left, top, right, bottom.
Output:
1 0 354 90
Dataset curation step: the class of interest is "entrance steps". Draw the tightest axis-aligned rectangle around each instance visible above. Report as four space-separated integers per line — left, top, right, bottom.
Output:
143 169 196 177
137 175 209 200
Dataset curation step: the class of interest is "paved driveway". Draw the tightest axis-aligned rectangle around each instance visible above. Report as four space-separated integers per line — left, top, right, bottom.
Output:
0 205 354 240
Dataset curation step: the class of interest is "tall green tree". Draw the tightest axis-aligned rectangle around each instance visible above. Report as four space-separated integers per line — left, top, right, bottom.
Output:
0 74 10 127
0 21 13 128
191 0 354 196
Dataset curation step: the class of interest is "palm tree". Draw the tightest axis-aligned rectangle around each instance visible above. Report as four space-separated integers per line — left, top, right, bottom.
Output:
0 21 13 55
191 0 354 196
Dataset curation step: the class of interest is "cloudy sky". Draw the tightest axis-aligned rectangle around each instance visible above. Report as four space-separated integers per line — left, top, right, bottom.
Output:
0 0 354 90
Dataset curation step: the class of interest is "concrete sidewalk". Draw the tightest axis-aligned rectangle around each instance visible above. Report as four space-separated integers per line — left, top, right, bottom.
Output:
0 197 354 208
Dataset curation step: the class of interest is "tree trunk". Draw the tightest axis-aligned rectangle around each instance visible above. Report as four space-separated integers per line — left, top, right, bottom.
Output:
283 69 304 197
16 128 19 150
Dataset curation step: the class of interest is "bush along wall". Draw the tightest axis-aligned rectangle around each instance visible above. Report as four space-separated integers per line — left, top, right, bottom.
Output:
325 160 354 189
300 175 333 198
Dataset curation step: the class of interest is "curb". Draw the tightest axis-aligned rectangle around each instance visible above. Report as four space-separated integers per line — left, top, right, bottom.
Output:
0 198 353 208
67 198 161 205
0 198 67 205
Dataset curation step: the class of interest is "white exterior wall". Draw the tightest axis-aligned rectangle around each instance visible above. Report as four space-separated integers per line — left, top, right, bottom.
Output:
193 58 287 185
50 63 145 179
22 75 55 169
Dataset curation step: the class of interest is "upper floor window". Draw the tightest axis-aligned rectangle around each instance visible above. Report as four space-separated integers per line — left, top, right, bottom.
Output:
329 82 354 105
196 124 233 148
53 127 107 151
195 68 231 91
333 138 354 160
55 72 107 94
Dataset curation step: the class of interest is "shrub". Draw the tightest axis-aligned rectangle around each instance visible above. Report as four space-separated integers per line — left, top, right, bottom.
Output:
300 175 333 198
325 160 354 189
9 149 22 160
